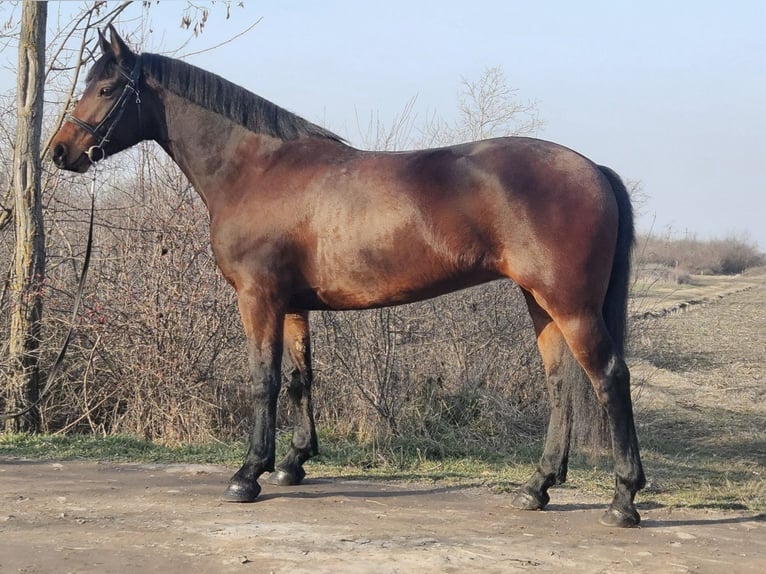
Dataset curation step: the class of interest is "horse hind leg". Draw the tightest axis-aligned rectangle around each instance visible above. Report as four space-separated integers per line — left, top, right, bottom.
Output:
512 291 575 511
269 311 319 486
558 311 646 527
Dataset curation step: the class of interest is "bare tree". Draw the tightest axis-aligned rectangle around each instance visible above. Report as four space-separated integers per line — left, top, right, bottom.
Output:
1 1 251 433
456 66 541 140
356 67 540 152
420 66 542 147
5 0 47 431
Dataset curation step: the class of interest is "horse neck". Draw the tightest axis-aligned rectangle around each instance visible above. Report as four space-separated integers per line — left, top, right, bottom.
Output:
155 89 280 211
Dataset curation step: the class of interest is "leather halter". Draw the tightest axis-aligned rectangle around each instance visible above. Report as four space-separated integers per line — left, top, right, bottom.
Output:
64 55 142 162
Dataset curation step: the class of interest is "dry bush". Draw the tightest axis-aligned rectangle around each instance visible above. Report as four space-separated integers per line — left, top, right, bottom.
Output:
25 151 249 443
636 232 765 277
311 283 547 453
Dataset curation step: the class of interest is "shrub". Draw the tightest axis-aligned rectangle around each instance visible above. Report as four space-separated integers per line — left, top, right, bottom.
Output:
635 232 765 276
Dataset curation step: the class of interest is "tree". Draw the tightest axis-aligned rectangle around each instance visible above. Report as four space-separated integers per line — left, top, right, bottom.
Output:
5 0 47 431
1 1 254 434
357 66 542 151
420 66 542 147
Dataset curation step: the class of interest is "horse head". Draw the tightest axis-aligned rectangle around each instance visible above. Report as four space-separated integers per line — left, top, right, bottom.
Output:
51 25 145 172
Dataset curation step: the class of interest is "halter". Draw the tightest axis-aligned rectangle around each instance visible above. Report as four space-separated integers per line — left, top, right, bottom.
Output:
65 55 142 163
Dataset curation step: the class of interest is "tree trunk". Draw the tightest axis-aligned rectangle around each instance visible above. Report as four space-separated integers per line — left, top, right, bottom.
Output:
5 0 47 432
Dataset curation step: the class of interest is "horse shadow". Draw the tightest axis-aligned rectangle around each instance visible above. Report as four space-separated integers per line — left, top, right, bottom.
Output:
638 513 766 528
260 479 766 530
258 477 485 502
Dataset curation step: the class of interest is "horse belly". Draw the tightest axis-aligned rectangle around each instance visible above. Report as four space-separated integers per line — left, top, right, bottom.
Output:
310 232 497 310
310 270 497 311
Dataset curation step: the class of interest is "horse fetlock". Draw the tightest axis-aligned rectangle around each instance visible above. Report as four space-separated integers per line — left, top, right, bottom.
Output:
599 489 641 527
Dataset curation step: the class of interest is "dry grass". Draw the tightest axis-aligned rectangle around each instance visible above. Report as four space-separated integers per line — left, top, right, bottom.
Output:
627 277 766 510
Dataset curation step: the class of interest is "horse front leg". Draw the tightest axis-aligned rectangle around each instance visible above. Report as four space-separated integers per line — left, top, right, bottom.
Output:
269 311 319 486
223 286 285 502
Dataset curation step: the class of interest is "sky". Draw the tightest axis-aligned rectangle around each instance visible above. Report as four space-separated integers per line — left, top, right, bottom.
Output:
3 1 765 249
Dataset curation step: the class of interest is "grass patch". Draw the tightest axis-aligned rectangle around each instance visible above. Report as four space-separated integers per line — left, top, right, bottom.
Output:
310 428 542 486
0 433 245 465
0 430 543 486
2 430 763 512
636 435 766 511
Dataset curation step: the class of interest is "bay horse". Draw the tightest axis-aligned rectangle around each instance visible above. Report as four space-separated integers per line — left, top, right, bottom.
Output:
51 26 645 527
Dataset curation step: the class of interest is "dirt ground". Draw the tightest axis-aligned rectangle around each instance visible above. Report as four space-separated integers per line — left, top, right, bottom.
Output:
1 461 764 574
2 275 765 574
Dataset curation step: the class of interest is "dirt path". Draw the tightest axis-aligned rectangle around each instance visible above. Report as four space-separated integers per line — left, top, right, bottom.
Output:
1 460 764 574
2 275 765 574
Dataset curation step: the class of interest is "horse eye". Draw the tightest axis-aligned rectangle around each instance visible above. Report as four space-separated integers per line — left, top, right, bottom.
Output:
99 86 112 97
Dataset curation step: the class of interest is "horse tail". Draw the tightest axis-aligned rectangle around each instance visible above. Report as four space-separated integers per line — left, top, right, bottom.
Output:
568 165 635 453
598 165 634 359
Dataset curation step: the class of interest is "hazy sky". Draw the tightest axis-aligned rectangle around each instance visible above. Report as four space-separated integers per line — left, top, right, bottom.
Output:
4 1 765 248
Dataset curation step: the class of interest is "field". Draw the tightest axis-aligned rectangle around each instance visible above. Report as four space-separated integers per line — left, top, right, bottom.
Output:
629 270 765 511
0 272 764 573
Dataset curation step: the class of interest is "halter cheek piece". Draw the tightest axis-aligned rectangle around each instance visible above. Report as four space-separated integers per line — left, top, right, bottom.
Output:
64 55 142 163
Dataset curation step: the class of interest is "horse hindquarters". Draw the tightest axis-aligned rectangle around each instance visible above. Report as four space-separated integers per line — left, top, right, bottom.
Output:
510 163 645 526
558 166 644 526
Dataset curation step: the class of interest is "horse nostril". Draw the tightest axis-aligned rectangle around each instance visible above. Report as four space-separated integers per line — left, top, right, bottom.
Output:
52 143 67 167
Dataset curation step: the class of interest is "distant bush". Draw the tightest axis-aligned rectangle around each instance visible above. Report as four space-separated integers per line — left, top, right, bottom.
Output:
635 232 766 276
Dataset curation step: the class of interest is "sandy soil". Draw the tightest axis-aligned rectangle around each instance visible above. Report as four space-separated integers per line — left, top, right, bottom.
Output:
1 460 764 574
2 274 765 574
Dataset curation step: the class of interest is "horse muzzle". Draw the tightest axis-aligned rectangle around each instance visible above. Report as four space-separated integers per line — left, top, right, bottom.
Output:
51 142 93 173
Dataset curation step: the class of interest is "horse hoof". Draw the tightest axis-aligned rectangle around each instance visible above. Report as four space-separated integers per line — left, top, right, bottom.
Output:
268 466 306 486
222 481 261 503
599 506 640 528
511 488 549 511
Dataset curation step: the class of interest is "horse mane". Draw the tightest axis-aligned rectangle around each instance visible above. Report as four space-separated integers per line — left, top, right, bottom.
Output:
141 53 344 143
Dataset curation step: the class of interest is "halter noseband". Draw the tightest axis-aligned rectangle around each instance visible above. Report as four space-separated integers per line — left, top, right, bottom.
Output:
65 55 142 163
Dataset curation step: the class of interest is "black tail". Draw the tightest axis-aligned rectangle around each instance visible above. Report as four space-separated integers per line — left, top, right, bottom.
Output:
567 166 635 453
598 165 634 359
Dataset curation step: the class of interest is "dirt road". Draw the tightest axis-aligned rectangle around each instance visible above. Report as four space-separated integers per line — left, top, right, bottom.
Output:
2 275 765 573
1 460 764 574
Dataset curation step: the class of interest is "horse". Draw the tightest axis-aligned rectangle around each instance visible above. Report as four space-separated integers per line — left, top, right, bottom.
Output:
51 26 645 527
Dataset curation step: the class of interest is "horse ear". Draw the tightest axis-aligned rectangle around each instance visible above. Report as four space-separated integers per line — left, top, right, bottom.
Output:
97 28 110 55
107 24 134 64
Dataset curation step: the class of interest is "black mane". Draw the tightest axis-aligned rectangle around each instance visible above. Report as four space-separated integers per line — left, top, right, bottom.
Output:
141 53 344 143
